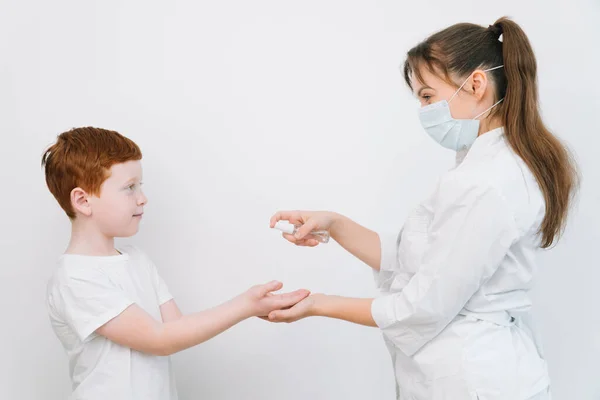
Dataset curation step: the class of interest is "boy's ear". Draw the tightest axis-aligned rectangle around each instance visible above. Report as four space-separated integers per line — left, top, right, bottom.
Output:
71 187 92 217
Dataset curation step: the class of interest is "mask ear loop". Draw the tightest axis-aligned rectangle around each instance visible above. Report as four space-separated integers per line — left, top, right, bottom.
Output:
448 65 505 103
448 76 470 103
474 98 504 120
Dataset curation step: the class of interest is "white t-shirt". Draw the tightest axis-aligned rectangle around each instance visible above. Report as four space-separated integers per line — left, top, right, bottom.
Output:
46 245 178 400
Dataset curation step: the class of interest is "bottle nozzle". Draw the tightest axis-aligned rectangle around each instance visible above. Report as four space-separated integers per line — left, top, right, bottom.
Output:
273 221 296 235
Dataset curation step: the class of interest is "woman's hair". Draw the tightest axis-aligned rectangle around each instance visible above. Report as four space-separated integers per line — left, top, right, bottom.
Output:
403 16 579 248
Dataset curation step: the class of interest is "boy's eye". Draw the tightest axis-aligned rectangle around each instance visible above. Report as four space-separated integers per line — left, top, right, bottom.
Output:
125 182 143 191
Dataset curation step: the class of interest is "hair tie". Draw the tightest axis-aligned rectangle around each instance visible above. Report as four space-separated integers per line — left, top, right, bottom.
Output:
488 24 503 39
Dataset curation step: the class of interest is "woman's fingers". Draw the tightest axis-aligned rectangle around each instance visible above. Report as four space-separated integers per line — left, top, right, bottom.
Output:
268 308 296 323
270 210 303 228
282 233 319 247
294 219 317 240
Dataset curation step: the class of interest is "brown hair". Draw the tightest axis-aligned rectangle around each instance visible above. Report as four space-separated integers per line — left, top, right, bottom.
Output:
403 16 579 248
42 127 142 219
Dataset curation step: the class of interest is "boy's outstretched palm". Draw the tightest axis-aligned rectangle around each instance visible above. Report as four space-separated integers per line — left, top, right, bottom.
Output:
243 281 310 318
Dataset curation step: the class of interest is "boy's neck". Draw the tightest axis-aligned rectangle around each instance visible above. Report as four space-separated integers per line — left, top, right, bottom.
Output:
66 219 119 256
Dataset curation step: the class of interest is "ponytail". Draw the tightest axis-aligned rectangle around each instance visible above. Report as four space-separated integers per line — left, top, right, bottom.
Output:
493 17 579 247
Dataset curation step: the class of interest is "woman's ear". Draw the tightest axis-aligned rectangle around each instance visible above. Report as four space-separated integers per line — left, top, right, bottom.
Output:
470 70 489 101
71 187 92 217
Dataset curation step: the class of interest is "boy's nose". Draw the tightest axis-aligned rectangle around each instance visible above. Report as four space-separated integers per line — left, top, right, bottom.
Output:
138 190 148 206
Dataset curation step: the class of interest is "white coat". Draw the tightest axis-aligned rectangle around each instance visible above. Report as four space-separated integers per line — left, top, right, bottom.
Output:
372 127 551 400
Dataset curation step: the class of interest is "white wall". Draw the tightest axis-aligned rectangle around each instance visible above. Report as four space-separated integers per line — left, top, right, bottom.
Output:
1 0 599 399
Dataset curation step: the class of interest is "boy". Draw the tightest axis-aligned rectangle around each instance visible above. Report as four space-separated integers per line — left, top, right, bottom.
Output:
42 127 309 399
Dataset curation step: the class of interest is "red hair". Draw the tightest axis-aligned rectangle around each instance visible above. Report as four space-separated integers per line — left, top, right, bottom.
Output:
42 127 142 219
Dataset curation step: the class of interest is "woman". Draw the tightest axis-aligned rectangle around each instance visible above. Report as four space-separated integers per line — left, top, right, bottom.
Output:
267 17 578 400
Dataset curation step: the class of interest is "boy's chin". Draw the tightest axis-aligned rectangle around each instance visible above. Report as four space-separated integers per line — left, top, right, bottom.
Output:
110 226 141 238
117 231 138 238
121 227 140 238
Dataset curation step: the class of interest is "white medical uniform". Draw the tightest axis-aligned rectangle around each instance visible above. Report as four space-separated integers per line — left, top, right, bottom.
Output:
372 127 551 400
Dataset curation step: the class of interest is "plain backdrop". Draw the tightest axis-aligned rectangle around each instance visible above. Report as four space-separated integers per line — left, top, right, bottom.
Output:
1 0 599 399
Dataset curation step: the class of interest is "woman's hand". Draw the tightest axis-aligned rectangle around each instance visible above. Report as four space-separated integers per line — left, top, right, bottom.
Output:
264 294 377 327
266 294 325 323
270 210 339 247
270 210 382 270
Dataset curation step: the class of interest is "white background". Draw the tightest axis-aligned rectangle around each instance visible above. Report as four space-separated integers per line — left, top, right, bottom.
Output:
1 0 599 399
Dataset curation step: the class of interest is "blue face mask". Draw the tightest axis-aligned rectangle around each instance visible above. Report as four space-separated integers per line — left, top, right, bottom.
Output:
418 65 504 151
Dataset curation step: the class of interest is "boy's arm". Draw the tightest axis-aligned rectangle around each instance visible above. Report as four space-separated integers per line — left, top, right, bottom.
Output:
160 299 183 322
97 299 247 356
96 281 309 356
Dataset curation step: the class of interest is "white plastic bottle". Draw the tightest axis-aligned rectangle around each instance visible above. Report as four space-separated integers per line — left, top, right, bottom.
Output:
273 221 330 243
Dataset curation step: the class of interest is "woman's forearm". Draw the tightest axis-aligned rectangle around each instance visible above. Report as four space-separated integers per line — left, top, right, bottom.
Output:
330 214 382 271
313 294 377 327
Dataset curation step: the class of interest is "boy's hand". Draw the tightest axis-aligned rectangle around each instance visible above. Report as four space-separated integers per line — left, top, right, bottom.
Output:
240 281 310 318
264 294 323 323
